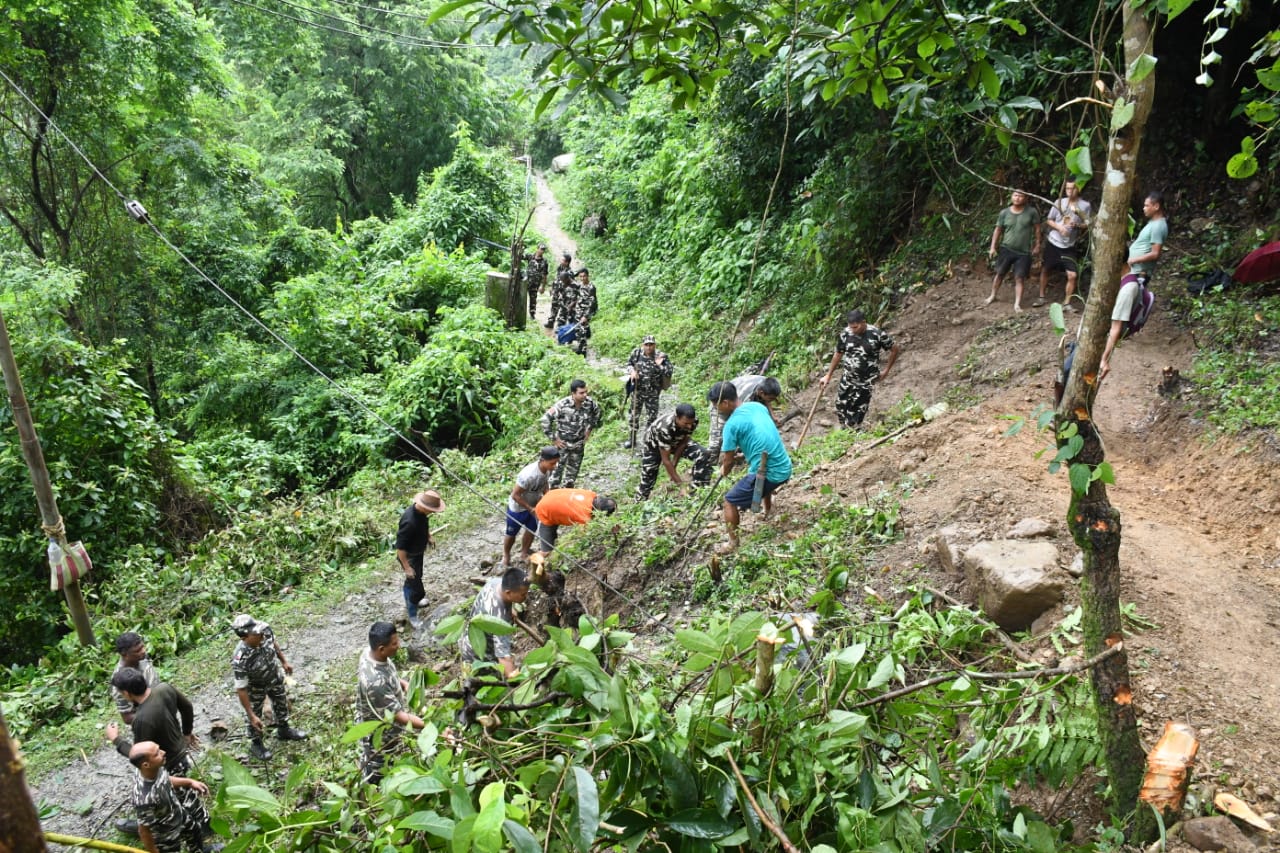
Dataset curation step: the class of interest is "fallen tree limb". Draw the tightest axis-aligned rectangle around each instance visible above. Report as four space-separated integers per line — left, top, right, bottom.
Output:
925 586 1034 664
726 752 800 853
848 640 1124 709
45 832 149 853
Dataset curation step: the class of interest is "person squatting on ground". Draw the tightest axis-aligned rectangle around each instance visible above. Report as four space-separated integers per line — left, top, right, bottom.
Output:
356 621 424 785
708 381 793 552
567 267 598 356
524 244 548 319
534 488 617 555
458 567 532 679
819 310 901 428
395 489 444 630
541 379 602 488
707 375 780 457
109 669 200 777
503 447 559 568
985 189 1042 312
230 614 307 760
625 334 673 447
546 252 574 329
128 740 220 853
1100 191 1167 381
1037 179 1092 309
636 403 713 500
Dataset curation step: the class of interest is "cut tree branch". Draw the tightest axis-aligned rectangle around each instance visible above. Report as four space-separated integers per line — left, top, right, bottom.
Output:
726 751 800 853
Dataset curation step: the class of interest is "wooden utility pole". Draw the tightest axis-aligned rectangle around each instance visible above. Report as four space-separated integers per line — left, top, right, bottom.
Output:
0 705 49 852
0 306 96 646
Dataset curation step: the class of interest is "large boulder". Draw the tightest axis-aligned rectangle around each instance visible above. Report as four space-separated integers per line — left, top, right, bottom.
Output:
963 540 1064 631
551 153 574 173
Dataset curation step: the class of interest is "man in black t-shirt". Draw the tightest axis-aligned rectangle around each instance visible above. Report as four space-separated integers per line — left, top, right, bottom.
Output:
107 668 199 775
395 489 445 630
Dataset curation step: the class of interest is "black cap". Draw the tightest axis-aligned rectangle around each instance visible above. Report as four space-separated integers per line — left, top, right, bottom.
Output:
540 446 561 461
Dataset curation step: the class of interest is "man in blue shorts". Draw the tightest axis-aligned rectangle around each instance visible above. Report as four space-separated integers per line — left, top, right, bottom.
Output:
503 447 559 568
708 381 793 552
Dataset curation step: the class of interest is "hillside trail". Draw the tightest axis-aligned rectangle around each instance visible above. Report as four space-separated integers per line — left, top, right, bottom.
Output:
30 173 644 844
771 264 1280 836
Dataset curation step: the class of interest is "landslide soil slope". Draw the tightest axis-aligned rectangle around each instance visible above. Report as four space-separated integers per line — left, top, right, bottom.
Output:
772 265 1280 848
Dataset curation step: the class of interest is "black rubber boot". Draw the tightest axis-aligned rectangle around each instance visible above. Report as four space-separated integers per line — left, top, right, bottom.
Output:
249 737 272 760
114 818 140 836
277 725 309 741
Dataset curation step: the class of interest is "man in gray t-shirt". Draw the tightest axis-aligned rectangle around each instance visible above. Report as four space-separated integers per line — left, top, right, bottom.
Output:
502 448 559 568
1037 179 1093 309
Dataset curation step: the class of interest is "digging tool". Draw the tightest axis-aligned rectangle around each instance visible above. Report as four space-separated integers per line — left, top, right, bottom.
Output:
750 451 768 513
792 383 827 450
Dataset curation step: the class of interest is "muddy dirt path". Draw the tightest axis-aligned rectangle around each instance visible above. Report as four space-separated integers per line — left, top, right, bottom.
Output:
779 266 1280 842
33 173 642 846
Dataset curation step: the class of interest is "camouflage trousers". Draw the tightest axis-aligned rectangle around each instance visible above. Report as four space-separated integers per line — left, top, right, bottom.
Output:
835 374 874 428
144 762 209 853
527 278 542 317
245 679 290 735
360 730 405 785
636 442 713 499
628 388 662 439
548 287 567 328
548 444 585 488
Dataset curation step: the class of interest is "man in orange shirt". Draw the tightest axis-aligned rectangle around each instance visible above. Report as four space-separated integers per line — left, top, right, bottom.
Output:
534 488 617 555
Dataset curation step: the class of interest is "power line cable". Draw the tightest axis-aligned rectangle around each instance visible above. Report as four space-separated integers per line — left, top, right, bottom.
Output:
0 65 672 635
311 0 468 26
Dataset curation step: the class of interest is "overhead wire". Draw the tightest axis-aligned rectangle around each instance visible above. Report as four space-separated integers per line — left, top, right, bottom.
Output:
0 65 673 635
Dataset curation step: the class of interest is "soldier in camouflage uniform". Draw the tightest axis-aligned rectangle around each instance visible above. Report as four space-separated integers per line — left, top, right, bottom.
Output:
541 379 603 488
128 740 217 853
625 335 673 447
819 309 901 428
636 404 713 500
525 244 549 319
458 567 531 678
566 268 598 356
231 614 307 761
545 252 574 329
356 621 424 784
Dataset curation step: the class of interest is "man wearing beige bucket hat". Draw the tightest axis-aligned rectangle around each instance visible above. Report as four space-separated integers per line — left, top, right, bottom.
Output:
395 489 444 630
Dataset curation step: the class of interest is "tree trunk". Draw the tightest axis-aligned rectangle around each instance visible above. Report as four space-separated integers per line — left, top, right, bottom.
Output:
1057 0 1157 840
0 706 48 853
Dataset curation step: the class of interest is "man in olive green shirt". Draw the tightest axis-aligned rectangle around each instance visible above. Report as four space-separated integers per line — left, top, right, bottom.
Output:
985 189 1042 312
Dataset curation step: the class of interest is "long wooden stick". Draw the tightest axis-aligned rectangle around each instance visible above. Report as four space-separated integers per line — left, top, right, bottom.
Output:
791 383 827 450
725 752 800 853
44 832 149 853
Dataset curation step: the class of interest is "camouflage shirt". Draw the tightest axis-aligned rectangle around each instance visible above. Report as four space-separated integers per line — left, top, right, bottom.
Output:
132 767 187 844
356 648 405 725
627 347 673 393
112 656 159 717
526 255 549 287
458 577 514 664
837 325 895 385
231 628 283 690
643 411 696 453
568 282 597 321
541 396 603 447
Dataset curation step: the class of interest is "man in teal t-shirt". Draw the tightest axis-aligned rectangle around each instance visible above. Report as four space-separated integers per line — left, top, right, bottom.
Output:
708 381 792 552
1100 191 1168 381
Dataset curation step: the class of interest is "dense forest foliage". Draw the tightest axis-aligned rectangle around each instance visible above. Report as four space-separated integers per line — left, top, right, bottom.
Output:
3 0 1280 846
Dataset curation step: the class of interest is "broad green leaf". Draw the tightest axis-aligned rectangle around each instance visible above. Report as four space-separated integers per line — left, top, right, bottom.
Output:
1065 145 1093 181
567 765 600 851
661 749 699 810
471 614 516 635
832 642 867 669
1004 95 1043 110
503 820 541 853
917 36 936 57
1165 0 1196 18
1111 97 1135 131
1095 462 1116 484
980 62 1001 99
1049 302 1065 335
220 755 255 790
1227 151 1259 179
472 783 506 852
340 720 382 745
400 810 455 839
1127 53 1157 83
866 652 896 689
664 808 735 839
396 774 446 796
821 709 869 738
675 628 722 655
226 785 281 817
1069 463 1092 494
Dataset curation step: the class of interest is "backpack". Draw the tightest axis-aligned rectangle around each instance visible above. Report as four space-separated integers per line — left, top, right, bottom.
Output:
1122 273 1154 338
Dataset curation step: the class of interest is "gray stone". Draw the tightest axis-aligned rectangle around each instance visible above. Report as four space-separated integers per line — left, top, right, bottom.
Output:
963 540 1064 631
1007 517 1054 538
551 152 574 173
1182 815 1254 852
935 536 958 574
1067 552 1084 577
